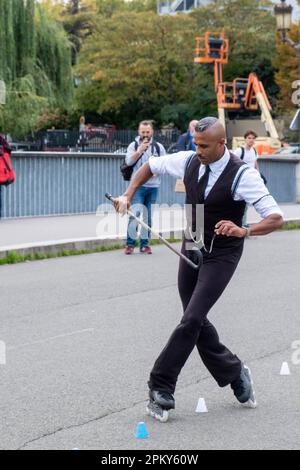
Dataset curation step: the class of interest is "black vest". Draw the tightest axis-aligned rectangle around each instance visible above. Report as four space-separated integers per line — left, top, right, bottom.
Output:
183 153 247 250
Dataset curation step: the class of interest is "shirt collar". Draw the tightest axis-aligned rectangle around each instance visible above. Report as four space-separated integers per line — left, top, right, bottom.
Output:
203 146 230 174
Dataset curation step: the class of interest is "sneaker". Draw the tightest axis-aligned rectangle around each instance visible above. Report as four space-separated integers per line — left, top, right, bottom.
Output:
124 246 134 255
140 246 152 254
231 364 257 408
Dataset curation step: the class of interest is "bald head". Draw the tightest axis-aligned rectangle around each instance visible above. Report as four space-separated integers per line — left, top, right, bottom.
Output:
189 120 199 133
195 117 226 140
193 117 226 165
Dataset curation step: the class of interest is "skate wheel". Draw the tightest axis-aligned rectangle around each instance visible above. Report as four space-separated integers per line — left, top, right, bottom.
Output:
146 404 169 423
241 398 257 409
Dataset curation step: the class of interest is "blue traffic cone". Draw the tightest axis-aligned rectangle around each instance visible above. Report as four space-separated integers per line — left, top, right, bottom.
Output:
135 421 149 439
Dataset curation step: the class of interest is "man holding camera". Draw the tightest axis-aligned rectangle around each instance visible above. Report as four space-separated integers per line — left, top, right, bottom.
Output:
124 121 166 255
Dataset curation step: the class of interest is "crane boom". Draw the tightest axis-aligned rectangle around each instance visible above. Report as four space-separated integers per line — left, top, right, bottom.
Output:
194 32 281 152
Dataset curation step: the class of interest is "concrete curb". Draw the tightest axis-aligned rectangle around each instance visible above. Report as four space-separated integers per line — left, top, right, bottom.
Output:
0 220 299 260
0 230 184 259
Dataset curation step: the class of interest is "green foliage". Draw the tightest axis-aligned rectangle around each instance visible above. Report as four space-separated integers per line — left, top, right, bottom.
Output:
75 0 281 128
0 0 296 134
0 76 48 138
0 0 73 138
75 11 207 127
60 0 97 64
95 0 156 17
35 7 73 108
36 0 64 19
273 23 300 113
0 238 180 266
0 0 16 82
191 0 279 101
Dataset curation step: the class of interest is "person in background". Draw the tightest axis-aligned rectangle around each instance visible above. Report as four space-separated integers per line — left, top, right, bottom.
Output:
124 120 166 255
79 116 86 134
78 116 87 151
234 130 259 171
176 120 199 152
234 130 261 225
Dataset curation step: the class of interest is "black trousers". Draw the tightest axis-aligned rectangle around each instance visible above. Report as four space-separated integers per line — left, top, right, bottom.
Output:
148 241 244 394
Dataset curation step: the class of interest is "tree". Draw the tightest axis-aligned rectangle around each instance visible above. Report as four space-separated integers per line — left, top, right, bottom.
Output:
0 76 48 138
75 10 216 127
0 0 16 82
60 0 97 64
58 0 157 68
36 0 64 20
273 22 300 112
35 6 74 108
191 0 279 104
95 0 156 17
74 0 281 128
0 1 74 138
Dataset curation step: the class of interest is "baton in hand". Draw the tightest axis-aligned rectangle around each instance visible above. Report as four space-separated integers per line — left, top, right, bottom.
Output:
105 192 202 270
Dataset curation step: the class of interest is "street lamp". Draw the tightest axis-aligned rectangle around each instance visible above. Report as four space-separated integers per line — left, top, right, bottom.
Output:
274 0 300 49
274 1 300 134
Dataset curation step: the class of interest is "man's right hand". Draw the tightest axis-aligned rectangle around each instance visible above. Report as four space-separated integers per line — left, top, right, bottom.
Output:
113 195 130 215
138 141 150 154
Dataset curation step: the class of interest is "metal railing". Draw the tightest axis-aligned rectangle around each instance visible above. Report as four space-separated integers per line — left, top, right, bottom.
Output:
0 152 298 219
35 129 181 154
0 152 185 219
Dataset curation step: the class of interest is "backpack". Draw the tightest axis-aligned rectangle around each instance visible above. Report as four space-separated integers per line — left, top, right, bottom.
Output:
240 146 257 160
120 139 161 181
0 136 15 186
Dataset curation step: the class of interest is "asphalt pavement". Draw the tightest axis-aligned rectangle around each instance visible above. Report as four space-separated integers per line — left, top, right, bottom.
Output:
0 229 299 450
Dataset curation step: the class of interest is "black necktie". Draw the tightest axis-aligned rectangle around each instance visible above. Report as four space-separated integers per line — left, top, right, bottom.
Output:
198 165 210 203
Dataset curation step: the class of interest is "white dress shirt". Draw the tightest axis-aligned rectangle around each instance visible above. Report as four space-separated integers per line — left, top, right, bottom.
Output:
234 146 258 168
148 147 283 220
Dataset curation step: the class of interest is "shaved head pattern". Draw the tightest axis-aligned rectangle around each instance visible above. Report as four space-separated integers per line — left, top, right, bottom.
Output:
195 117 226 142
193 116 226 164
195 117 219 133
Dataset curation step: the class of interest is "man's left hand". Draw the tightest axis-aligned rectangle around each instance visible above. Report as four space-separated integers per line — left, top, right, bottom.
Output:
215 220 246 238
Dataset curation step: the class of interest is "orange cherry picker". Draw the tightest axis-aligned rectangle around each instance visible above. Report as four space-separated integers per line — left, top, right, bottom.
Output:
194 32 281 154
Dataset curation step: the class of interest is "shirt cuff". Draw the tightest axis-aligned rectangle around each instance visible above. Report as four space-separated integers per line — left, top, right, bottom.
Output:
149 156 161 175
262 207 284 218
125 156 134 166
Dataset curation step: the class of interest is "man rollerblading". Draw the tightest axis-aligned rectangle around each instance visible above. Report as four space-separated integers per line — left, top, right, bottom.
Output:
113 117 283 422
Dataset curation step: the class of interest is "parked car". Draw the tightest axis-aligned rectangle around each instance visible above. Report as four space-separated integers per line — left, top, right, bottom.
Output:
274 144 300 155
40 130 78 151
10 141 39 151
113 147 127 154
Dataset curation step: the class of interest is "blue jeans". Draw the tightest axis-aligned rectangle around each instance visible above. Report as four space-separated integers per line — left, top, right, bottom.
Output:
127 186 158 248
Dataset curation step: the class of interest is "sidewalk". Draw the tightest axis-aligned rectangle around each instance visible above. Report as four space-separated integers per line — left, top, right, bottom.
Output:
0 203 299 258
